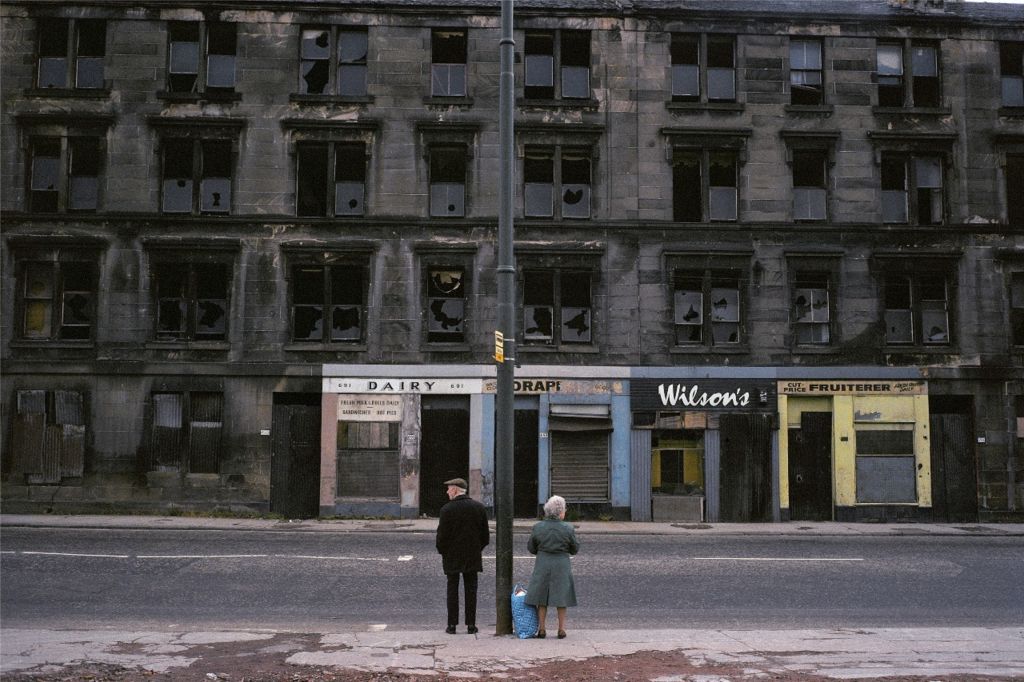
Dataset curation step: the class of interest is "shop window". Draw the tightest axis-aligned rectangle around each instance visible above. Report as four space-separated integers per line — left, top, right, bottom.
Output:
432 29 467 97
166 22 236 94
290 262 366 343
792 271 831 345
336 421 400 498
884 273 951 346
876 40 940 108
1008 154 1024 226
426 267 466 343
673 268 743 346
855 425 916 503
36 18 106 90
161 138 233 214
881 153 943 225
19 259 96 342
522 269 592 345
524 147 591 219
1011 272 1024 347
28 135 101 213
792 150 828 221
671 34 735 103
1002 43 1024 108
152 262 229 341
429 147 466 217
299 27 367 96
651 432 705 496
10 390 85 484
790 39 823 105
296 142 366 217
524 30 590 100
148 392 223 473
672 149 738 222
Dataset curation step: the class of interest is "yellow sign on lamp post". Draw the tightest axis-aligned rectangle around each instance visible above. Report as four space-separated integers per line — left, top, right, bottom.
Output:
494 330 504 363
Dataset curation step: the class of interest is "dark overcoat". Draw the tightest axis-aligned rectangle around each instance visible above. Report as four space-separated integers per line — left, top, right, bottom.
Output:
436 494 490 574
524 518 579 608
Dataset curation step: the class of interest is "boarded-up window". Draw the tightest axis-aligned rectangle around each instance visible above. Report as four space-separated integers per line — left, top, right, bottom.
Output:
855 425 916 503
148 392 223 473
336 421 400 498
549 405 610 502
10 390 85 484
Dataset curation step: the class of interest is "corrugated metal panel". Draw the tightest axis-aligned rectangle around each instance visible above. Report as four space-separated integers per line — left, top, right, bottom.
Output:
630 429 652 521
856 456 916 503
17 390 47 415
550 430 609 502
12 413 44 478
54 391 84 426
338 450 400 498
151 394 183 469
60 424 85 478
705 429 720 522
29 425 62 484
188 422 222 474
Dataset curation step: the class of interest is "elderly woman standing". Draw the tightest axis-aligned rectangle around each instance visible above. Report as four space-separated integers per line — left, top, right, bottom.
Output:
525 495 579 639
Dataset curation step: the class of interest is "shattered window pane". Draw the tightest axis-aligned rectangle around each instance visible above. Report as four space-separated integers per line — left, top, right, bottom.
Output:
292 266 325 341
300 28 330 94
23 263 54 338
200 140 232 213
297 143 328 217
330 267 363 342
335 143 366 216
561 155 591 219
427 268 466 341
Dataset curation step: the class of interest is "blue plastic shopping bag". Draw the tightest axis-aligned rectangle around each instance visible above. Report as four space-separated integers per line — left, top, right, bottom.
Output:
511 583 539 639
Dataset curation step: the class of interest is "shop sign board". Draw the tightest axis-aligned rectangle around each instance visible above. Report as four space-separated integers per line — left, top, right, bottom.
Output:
482 379 623 394
324 378 484 394
337 395 402 421
779 380 925 395
632 379 775 411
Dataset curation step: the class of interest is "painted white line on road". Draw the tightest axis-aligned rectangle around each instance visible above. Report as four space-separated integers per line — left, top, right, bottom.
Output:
283 555 390 562
20 551 131 558
368 624 388 631
694 557 864 562
397 555 413 561
137 554 268 559
483 556 535 560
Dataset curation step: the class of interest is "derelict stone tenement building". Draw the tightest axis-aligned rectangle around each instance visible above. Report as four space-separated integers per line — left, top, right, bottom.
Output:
2 0 1023 522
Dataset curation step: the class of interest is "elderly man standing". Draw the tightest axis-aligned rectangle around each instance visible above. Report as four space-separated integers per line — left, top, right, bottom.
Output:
435 477 489 634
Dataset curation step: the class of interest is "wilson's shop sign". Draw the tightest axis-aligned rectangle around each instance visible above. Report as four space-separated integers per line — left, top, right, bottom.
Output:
632 379 775 411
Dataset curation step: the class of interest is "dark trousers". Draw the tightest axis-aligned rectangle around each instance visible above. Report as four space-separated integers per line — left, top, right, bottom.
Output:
446 571 478 627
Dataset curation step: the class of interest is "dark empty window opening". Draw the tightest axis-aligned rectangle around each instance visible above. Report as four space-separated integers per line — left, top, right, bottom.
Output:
560 31 590 99
524 32 555 99
432 29 467 97
524 151 555 218
1008 154 1024 226
673 268 742 346
36 18 106 90
790 39 823 105
792 271 831 345
524 30 590 100
672 148 738 222
427 267 466 343
522 269 593 346
877 40 940 108
168 22 201 93
1011 272 1024 346
291 263 366 343
672 150 701 222
876 43 904 107
1002 42 1024 107
561 154 591 219
162 138 233 215
20 259 96 342
28 136 101 213
429 147 466 217
884 272 951 346
671 34 735 103
792 150 828 221
167 22 236 94
296 142 366 217
881 154 943 225
524 147 591 219
153 262 229 342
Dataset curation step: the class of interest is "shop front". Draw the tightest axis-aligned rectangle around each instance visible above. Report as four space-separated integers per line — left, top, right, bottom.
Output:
630 374 778 522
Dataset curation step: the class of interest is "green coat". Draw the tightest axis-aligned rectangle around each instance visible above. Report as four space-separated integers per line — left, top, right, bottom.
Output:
524 518 579 608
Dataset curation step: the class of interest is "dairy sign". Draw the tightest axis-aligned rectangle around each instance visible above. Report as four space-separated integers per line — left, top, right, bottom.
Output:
632 379 775 411
324 378 485 394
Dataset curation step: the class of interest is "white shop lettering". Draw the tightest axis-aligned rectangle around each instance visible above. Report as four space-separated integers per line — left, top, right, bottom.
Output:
657 384 750 408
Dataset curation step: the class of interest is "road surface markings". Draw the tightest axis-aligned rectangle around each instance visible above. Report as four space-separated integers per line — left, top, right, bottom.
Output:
484 556 535 560
397 555 413 561
137 554 268 559
19 551 131 558
284 555 390 562
693 557 864 562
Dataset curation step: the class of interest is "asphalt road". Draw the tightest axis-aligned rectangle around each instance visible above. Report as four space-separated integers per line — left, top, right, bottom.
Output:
2 527 1022 631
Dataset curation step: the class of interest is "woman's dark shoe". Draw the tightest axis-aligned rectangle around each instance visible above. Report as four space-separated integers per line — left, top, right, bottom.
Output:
557 630 566 639
536 630 546 639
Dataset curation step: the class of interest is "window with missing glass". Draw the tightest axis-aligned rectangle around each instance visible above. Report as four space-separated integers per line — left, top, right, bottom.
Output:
290 261 367 343
524 147 591 219
161 137 233 214
1008 155 1024 226
670 34 736 103
672 148 739 222
790 39 823 105
18 258 96 342
152 261 229 342
431 29 467 97
522 269 593 345
298 27 368 97
1011 272 1024 347
523 30 590 100
166 22 236 95
27 135 102 213
883 272 952 346
1002 42 1024 108
792 271 832 345
672 268 743 346
429 147 466 217
426 267 466 343
876 40 940 108
35 17 106 90
296 142 366 216
881 153 944 225
792 150 828 221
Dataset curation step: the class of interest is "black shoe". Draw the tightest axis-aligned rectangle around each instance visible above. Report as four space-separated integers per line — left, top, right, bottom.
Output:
445 625 457 634
467 626 478 635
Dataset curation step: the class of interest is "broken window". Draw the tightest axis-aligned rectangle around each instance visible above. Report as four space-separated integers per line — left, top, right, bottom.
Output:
790 39 823 105
298 26 368 96
671 34 735 103
10 390 85 484
673 268 743 346
28 135 101 213
524 151 554 217
524 30 590 100
338 29 368 96
792 150 828 221
152 262 229 341
876 40 940 108
167 22 236 94
1011 272 1024 346
19 259 96 341
429 147 466 217
148 391 223 473
792 272 831 345
296 141 366 217
426 267 466 343
876 42 904 107
672 148 738 222
161 137 234 214
880 153 943 225
561 153 591 219
36 18 106 90
671 35 699 101
883 272 952 346
1008 154 1024 226
1002 42 1024 108
522 269 592 346
523 147 592 219
524 32 555 99
432 29 467 97
291 263 366 343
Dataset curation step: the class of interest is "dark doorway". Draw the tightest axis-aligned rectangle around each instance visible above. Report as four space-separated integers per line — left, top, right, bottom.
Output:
719 413 773 522
788 411 833 521
271 394 322 519
514 409 540 517
930 396 978 522
419 396 470 517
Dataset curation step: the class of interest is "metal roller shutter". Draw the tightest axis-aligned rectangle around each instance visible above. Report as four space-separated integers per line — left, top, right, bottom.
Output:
550 430 609 502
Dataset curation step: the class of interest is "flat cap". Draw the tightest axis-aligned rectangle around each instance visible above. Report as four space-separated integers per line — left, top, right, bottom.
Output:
443 478 468 489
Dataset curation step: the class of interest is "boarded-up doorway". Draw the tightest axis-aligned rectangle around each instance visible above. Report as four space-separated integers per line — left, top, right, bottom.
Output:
719 413 773 522
930 396 977 522
514 408 540 517
419 396 470 517
271 394 322 519
788 411 833 521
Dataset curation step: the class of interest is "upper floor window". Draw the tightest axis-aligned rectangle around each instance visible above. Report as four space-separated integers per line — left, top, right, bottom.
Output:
296 142 366 216
28 135 102 213
299 27 368 97
18 257 96 342
881 153 944 225
1002 42 1024 108
290 261 367 343
167 22 236 94
151 261 229 342
524 30 590 100
1008 154 1024 226
673 268 743 346
36 18 106 90
671 34 736 103
161 138 233 214
672 149 738 222
426 267 466 343
432 29 467 97
522 269 592 345
790 39 823 105
792 150 828 221
524 147 591 219
1011 272 1024 347
429 147 466 217
792 271 832 345
876 41 940 108
884 273 951 346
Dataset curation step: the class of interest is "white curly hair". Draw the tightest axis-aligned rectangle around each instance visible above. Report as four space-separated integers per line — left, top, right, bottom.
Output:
543 495 567 519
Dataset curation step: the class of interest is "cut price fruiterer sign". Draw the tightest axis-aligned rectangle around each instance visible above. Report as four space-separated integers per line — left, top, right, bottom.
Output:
494 330 504 363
